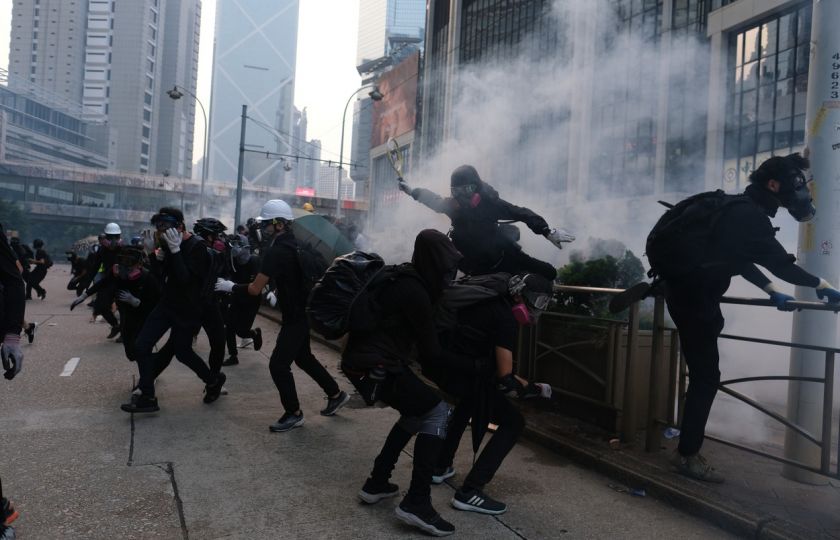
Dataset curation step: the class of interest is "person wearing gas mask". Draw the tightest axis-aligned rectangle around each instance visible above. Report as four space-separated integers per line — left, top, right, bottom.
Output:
120 208 224 413
422 272 553 516
215 200 349 430
344 230 489 537
399 165 574 281
658 153 840 483
88 223 123 339
0 222 26 539
108 246 161 364
221 233 262 366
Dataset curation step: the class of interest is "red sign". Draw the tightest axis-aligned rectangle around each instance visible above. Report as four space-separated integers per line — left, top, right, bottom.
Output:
295 187 315 197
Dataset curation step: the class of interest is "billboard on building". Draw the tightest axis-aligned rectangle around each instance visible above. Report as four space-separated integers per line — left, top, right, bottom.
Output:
371 53 419 148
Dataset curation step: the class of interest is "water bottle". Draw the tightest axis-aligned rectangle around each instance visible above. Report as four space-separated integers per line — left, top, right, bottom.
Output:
663 427 681 440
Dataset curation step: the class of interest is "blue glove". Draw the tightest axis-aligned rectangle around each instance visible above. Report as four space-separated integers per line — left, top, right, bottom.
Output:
816 279 840 304
768 291 796 311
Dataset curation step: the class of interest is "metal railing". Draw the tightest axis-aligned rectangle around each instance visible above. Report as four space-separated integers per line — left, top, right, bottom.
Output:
543 284 840 480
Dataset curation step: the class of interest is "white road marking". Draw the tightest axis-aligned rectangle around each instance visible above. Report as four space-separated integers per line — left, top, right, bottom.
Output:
60 357 80 377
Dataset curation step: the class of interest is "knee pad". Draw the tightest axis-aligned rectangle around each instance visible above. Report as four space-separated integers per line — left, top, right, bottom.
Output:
397 401 452 439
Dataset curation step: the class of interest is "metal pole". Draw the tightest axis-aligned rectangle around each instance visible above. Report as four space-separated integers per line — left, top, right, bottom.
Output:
784 0 840 484
645 295 666 451
336 85 379 220
820 352 834 475
234 104 247 229
621 301 640 442
171 86 208 218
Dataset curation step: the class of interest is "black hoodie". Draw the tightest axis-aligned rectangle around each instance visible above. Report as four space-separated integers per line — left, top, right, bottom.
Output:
343 229 478 373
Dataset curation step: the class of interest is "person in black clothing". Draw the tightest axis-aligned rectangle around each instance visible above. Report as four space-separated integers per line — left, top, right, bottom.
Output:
215 200 348 430
108 246 161 363
25 238 49 300
121 208 225 413
0 223 26 539
399 165 574 280
221 234 262 366
341 229 485 537
88 225 123 338
66 250 90 296
9 237 31 291
423 272 553 516
661 153 840 482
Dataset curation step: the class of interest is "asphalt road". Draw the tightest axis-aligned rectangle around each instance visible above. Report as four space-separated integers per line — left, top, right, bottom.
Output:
0 266 735 539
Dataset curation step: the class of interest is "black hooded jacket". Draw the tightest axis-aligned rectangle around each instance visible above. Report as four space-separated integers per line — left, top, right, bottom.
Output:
409 167 550 275
0 223 25 338
342 230 479 373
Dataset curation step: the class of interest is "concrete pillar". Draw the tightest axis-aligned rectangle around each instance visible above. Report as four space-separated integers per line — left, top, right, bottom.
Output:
784 0 840 484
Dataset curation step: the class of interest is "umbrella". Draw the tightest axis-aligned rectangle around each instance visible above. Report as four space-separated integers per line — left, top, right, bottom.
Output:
290 214 355 263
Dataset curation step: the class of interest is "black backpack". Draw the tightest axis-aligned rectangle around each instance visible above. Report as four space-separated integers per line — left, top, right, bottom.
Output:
645 190 748 281
295 241 330 296
307 252 413 340
43 252 53 269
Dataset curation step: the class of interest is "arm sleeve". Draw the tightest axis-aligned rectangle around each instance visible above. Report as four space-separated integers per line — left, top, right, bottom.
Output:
411 188 457 219
740 264 772 291
495 198 549 234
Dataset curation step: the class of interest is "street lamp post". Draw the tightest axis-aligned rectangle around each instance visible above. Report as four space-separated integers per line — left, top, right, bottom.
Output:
336 84 384 220
167 85 209 218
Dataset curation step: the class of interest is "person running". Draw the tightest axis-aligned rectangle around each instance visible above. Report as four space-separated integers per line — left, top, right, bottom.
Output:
25 239 50 300
88 224 123 339
425 272 553 515
342 230 483 537
399 164 574 280
221 234 262 366
215 200 349 432
0 222 27 539
120 208 224 413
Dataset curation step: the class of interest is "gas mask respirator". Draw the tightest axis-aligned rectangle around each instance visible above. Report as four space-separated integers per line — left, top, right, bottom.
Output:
451 184 481 208
113 263 142 281
778 172 815 222
508 274 553 326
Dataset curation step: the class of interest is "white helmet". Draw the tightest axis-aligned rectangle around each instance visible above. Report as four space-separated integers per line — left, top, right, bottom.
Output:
104 222 121 235
256 199 293 223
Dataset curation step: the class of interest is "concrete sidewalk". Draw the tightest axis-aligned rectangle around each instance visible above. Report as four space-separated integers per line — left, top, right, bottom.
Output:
0 266 732 539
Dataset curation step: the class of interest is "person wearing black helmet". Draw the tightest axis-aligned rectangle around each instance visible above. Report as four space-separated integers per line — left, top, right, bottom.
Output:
121 207 223 413
651 153 840 483
398 165 574 280
109 246 161 364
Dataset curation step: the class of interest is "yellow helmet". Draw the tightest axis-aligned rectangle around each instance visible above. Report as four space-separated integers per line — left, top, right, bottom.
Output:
302 202 315 212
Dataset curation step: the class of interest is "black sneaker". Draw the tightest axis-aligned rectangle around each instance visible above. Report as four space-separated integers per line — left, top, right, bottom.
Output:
24 323 36 344
451 488 507 515
395 500 454 537
222 355 239 366
1 497 19 526
269 412 304 432
203 372 226 404
358 479 399 504
120 393 159 413
320 390 350 416
431 466 455 485
252 328 263 351
107 326 120 339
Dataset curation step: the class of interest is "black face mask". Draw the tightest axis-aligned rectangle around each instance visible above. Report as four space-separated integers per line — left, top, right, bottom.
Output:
778 174 815 222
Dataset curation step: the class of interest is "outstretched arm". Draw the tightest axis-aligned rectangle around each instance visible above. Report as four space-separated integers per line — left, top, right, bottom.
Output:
495 198 550 235
408 188 458 219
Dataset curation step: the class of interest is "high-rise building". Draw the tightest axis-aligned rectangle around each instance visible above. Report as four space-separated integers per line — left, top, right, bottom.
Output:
156 0 201 179
352 0 425 199
9 0 200 176
8 0 87 104
208 0 300 186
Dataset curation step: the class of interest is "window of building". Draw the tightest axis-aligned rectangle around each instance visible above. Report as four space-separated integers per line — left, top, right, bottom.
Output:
724 3 811 189
141 143 150 156
143 109 152 122
142 126 150 138
144 92 153 105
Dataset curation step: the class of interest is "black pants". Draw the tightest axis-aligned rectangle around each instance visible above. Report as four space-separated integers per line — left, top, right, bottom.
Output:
93 282 119 328
224 297 260 356
154 302 227 378
268 320 339 414
437 389 524 491
119 307 147 362
350 368 445 505
25 267 46 298
134 304 212 397
665 279 726 456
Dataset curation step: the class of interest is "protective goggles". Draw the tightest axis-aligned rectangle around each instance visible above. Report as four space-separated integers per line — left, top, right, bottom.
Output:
523 291 551 311
152 214 180 231
451 184 478 198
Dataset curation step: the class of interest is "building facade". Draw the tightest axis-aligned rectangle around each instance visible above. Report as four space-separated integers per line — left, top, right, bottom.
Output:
8 0 200 176
352 0 426 199
207 0 299 187
413 0 814 236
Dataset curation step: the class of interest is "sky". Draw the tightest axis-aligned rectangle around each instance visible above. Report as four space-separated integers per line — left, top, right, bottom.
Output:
0 0 363 169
